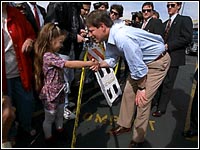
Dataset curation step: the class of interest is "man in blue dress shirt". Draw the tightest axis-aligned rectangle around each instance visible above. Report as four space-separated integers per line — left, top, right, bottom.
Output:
87 10 171 148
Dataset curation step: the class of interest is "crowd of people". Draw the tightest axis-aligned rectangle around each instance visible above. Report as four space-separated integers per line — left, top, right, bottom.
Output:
2 1 196 148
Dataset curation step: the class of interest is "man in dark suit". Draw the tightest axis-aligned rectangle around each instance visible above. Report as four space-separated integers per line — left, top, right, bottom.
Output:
152 2 193 117
141 2 164 38
16 2 46 35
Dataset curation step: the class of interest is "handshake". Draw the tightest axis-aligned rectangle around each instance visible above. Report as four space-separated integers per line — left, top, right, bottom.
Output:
90 58 101 71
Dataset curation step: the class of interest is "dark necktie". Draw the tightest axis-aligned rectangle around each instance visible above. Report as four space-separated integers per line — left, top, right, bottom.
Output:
33 4 40 29
164 18 171 42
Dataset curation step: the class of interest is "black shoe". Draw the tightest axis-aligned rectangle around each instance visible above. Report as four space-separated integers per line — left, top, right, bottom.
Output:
182 130 198 138
152 110 165 117
128 140 144 148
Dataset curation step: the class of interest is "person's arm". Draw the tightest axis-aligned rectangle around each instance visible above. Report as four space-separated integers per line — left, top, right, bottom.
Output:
65 59 98 68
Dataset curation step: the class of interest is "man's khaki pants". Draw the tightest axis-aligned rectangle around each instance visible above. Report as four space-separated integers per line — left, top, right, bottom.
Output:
117 53 171 143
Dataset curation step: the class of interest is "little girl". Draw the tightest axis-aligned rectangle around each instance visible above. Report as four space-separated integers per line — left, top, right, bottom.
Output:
34 23 97 143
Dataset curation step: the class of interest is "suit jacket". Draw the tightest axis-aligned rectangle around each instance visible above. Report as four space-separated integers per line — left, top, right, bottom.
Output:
45 2 82 56
143 18 165 38
18 2 46 35
164 14 193 66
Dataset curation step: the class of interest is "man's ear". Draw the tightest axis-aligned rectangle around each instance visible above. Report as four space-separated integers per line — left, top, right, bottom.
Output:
99 22 106 32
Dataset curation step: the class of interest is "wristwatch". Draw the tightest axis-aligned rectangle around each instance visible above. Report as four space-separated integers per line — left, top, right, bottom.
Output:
138 86 146 90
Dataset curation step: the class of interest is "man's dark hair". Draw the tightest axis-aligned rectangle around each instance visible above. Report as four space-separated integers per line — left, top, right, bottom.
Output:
81 2 91 9
99 2 109 9
176 2 182 11
93 2 100 10
131 11 143 27
176 2 182 6
152 10 160 18
86 10 113 28
110 4 124 17
93 2 109 10
142 2 154 10
132 11 143 21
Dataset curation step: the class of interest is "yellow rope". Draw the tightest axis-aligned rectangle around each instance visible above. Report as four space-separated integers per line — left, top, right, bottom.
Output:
71 51 87 148
114 61 119 75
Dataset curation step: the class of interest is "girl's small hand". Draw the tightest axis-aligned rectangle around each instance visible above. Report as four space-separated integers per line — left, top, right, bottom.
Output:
91 58 98 64
90 59 100 71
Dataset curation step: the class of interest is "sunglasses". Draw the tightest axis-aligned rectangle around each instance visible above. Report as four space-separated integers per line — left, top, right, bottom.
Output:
110 10 119 16
142 9 152 13
167 4 176 8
